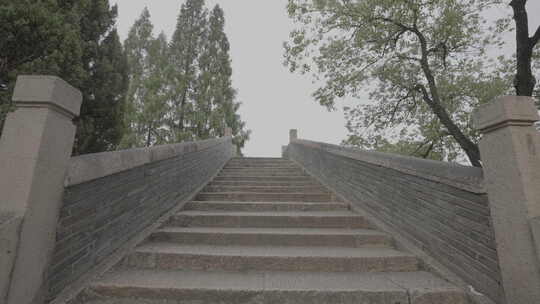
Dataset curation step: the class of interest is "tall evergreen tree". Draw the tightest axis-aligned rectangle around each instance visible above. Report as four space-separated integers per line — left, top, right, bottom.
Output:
0 0 128 155
0 0 83 135
73 0 128 154
200 5 250 150
168 0 208 141
121 8 169 148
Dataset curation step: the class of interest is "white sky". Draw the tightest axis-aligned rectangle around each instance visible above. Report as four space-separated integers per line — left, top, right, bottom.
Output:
111 0 539 157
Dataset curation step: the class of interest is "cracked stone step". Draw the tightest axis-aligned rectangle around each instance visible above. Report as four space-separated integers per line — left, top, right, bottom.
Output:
168 211 372 229
184 201 348 212
195 192 333 202
148 227 393 248
84 269 467 304
203 185 330 194
121 243 420 273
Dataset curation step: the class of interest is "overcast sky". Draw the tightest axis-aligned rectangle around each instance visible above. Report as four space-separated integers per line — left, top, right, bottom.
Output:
111 0 539 157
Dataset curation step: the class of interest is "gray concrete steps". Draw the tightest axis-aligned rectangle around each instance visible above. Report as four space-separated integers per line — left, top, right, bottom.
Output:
76 157 469 304
169 211 372 228
195 192 333 202
148 227 393 248
221 167 305 172
85 269 467 304
184 201 348 212
203 185 330 194
121 243 420 272
213 175 313 182
209 180 321 187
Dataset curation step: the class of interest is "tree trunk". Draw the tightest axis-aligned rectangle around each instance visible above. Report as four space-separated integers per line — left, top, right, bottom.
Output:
510 0 538 96
414 30 482 167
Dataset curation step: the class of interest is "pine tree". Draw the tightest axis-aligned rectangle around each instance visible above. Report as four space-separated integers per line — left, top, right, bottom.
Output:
83 29 129 152
0 0 83 135
0 0 129 155
73 0 128 154
121 8 169 148
168 0 208 142
205 5 250 150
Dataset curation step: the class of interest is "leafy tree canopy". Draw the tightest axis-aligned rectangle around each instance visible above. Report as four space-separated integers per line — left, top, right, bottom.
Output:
284 0 522 165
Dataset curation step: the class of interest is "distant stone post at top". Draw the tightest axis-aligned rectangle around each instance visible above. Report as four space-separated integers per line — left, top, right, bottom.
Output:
473 95 540 304
289 129 298 143
0 75 82 304
225 127 232 137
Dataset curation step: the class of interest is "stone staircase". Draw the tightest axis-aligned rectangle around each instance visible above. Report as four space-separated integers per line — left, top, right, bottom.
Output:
78 157 469 304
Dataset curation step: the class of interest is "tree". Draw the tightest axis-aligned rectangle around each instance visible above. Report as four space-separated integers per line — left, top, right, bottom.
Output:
509 0 540 96
284 0 509 166
0 0 128 155
73 0 128 154
0 0 81 135
79 29 129 152
121 8 169 148
168 0 208 141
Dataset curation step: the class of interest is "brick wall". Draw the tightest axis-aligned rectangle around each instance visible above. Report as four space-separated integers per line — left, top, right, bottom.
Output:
47 137 233 300
286 139 503 303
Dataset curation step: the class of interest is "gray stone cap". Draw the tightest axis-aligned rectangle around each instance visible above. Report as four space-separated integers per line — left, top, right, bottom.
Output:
291 139 485 194
12 75 82 118
65 137 232 187
473 96 540 132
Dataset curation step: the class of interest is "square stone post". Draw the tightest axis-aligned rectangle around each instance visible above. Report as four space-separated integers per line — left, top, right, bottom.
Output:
473 96 540 304
289 129 298 143
0 76 82 304
224 127 238 157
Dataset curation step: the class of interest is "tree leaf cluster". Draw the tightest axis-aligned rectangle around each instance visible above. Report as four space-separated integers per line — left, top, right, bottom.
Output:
121 1 250 152
285 0 535 166
0 0 128 155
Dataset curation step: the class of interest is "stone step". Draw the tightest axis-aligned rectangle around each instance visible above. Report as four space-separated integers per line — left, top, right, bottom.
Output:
168 211 372 229
86 269 467 304
195 192 333 202
223 166 299 170
226 161 294 167
184 201 348 212
223 166 304 173
203 185 329 194
213 175 314 182
121 243 420 273
219 171 307 177
209 180 321 187
149 227 393 248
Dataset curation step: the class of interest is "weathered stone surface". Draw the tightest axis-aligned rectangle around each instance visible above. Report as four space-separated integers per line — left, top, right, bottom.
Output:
68 157 469 304
286 141 503 303
1 75 82 304
474 95 540 304
48 138 234 300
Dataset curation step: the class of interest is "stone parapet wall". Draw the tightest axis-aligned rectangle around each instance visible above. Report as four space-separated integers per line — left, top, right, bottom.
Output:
286 139 503 303
47 137 234 299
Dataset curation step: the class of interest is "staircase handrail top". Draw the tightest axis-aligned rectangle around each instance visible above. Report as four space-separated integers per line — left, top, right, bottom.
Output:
290 139 485 194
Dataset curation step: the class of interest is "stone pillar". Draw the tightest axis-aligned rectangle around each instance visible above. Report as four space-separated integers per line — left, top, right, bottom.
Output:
473 96 540 304
0 76 82 304
224 127 237 157
281 145 288 159
289 129 298 143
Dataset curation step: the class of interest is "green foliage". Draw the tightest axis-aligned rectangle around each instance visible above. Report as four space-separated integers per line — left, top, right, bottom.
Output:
0 0 80 133
0 0 128 155
168 0 208 142
284 0 512 164
121 8 169 148
121 3 250 151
